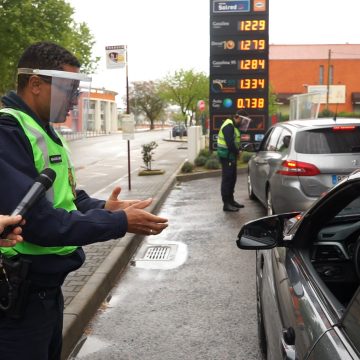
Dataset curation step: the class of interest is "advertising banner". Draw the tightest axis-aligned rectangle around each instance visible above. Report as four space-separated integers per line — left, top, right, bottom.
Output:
105 45 126 69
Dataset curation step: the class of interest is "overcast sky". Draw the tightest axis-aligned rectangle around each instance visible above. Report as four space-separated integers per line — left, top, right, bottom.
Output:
68 0 360 103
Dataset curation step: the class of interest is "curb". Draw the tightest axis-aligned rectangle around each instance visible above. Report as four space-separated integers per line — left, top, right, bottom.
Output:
62 160 185 360
176 167 246 182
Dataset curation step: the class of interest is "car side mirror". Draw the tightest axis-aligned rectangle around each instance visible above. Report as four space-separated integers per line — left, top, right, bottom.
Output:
237 216 283 249
236 212 301 250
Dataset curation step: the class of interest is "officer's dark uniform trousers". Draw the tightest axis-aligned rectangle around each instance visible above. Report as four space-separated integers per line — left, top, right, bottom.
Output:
220 157 237 204
0 286 63 360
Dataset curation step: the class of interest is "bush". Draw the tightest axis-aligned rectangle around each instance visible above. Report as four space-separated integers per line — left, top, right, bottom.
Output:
194 155 207 167
205 157 220 169
141 141 158 170
198 148 211 158
181 161 194 173
318 108 335 118
337 111 360 118
241 151 253 163
319 110 360 119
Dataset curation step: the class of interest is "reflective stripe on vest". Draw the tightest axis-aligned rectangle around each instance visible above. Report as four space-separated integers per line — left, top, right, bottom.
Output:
217 118 241 158
0 108 78 257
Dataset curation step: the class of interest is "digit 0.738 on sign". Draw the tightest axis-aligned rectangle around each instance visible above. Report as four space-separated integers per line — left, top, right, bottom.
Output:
237 97 265 109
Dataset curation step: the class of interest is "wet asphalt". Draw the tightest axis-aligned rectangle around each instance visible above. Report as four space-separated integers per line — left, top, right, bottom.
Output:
72 175 266 360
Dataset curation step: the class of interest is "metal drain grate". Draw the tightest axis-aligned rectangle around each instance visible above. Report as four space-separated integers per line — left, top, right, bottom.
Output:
131 242 186 269
143 246 171 261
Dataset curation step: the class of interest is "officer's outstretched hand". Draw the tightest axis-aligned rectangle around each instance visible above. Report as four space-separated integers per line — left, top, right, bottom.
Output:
124 198 168 236
0 215 24 247
105 186 141 210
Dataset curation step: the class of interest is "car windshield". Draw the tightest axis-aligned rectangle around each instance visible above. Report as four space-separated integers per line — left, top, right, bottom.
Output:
295 127 360 154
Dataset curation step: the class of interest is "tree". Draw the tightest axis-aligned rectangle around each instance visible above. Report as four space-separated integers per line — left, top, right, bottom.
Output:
0 0 99 95
159 69 209 127
128 81 166 130
268 84 278 116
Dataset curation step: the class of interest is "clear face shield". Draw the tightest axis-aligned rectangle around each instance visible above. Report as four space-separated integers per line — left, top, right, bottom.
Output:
17 68 91 124
235 115 252 132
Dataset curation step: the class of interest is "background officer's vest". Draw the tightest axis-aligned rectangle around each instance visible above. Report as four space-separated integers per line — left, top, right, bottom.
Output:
217 118 241 160
0 108 78 257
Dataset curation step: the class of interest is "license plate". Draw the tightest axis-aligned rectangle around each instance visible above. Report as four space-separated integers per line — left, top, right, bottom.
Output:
332 175 347 185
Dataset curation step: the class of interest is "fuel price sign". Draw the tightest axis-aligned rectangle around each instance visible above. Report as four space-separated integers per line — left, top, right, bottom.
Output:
210 0 269 150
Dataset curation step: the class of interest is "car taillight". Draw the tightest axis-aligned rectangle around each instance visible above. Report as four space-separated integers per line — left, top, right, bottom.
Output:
332 125 356 131
276 160 320 176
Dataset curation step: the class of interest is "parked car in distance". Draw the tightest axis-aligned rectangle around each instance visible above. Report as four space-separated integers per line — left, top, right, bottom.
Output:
56 125 73 135
237 169 360 359
247 118 360 215
172 124 187 137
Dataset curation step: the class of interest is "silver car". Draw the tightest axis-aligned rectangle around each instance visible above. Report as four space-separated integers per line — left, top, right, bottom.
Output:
237 170 360 359
247 118 360 215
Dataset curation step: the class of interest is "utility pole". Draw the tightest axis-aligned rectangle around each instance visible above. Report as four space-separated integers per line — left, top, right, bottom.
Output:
105 45 132 190
326 49 331 110
125 46 131 191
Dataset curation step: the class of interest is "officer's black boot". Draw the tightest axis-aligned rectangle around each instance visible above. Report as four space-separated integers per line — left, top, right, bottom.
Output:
223 202 239 212
231 200 245 208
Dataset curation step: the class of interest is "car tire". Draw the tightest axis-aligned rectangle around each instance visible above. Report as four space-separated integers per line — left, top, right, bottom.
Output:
266 188 275 216
256 253 267 359
247 170 256 200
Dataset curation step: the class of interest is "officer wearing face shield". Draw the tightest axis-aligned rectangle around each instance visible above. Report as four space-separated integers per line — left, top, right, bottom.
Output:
0 41 168 360
217 110 251 212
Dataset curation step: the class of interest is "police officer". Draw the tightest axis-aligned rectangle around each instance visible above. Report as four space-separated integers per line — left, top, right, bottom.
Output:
217 110 247 212
0 42 168 360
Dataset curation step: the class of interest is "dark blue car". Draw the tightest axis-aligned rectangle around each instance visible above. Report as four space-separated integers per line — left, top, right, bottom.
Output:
172 124 187 138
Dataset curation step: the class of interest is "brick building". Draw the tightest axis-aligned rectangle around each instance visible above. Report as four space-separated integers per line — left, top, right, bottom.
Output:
270 44 360 117
61 87 119 133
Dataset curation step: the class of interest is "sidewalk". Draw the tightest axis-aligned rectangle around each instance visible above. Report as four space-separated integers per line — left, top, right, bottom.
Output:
61 143 187 360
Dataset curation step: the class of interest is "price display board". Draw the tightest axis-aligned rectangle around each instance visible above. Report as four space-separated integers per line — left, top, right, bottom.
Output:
209 0 269 150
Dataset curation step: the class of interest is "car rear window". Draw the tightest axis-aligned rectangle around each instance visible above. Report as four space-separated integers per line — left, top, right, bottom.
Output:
295 127 360 154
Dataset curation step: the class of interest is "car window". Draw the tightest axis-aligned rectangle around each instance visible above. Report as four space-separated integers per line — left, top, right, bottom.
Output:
304 183 360 316
336 197 360 217
276 129 292 152
295 127 360 154
264 126 283 151
259 128 273 150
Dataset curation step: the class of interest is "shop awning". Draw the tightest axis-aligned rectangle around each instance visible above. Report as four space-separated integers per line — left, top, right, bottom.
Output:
275 93 297 105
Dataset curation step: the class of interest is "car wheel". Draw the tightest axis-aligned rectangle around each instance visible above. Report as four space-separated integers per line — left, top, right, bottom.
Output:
247 170 256 200
256 253 267 359
266 188 275 216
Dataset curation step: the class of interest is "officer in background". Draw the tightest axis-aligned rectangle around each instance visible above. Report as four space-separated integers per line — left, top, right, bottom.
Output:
217 110 250 212
0 41 168 360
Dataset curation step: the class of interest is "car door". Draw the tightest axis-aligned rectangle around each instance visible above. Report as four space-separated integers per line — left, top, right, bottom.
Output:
264 245 335 360
251 126 283 205
275 178 360 360
241 172 360 360
307 286 360 359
